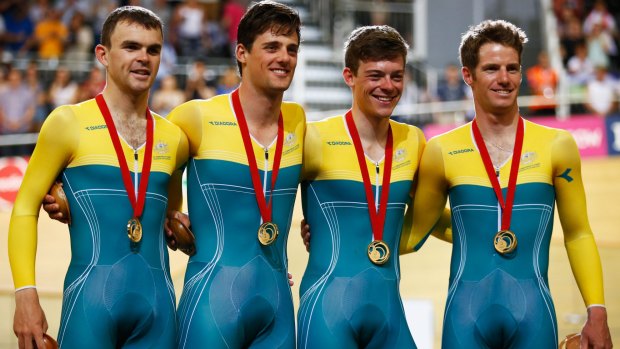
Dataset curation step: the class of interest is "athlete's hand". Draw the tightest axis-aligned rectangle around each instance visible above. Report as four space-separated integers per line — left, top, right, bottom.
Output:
300 218 310 252
164 210 191 251
42 184 69 224
14 288 48 349
288 272 294 286
580 306 612 349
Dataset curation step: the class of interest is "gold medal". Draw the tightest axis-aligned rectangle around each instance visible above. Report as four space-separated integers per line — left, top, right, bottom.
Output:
258 221 279 246
494 230 517 254
127 218 143 243
367 240 390 265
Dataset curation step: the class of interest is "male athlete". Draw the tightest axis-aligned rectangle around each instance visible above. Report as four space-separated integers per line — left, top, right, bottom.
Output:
407 20 612 348
166 1 304 348
297 25 426 349
9 7 187 348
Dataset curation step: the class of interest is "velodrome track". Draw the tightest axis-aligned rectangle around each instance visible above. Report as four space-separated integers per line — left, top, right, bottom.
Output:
1 156 618 348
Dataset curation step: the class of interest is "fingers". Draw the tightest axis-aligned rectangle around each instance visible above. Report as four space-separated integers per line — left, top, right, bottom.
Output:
164 218 178 251
33 334 46 349
42 194 57 205
288 272 294 287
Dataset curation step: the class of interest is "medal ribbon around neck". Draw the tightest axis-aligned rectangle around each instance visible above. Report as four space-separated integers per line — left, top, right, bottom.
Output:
231 89 284 226
95 94 153 222
472 117 524 232
345 110 393 244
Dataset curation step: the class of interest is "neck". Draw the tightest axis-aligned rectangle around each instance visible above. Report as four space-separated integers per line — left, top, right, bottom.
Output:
238 82 282 127
350 107 390 162
473 107 520 141
101 86 150 121
351 107 390 145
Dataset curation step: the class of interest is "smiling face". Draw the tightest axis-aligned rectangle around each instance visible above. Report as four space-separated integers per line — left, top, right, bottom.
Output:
344 56 405 120
462 42 521 117
95 21 162 98
236 29 299 96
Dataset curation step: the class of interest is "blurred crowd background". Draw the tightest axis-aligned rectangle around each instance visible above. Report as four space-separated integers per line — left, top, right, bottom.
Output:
0 0 619 157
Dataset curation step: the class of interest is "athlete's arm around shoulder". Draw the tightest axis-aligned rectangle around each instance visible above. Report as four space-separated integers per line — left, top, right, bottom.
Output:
8 105 80 348
167 99 205 157
402 134 452 254
552 130 612 348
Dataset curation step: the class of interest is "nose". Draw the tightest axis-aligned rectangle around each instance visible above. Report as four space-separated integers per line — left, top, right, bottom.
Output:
497 68 509 84
380 77 397 91
276 47 292 64
136 48 149 63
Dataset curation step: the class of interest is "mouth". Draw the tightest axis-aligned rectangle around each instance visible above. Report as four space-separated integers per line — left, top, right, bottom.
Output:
131 69 151 78
373 94 397 104
491 88 513 95
270 68 290 77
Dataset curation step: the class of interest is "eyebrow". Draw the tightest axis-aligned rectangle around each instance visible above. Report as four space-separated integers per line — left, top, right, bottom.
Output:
120 40 162 49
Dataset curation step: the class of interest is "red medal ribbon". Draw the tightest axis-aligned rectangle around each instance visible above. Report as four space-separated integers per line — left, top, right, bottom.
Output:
345 110 393 241
95 94 153 220
472 117 524 230
231 89 284 223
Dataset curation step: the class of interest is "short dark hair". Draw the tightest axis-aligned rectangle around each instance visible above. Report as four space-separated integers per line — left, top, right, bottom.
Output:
344 25 409 75
236 1 301 75
459 19 528 72
100 6 163 48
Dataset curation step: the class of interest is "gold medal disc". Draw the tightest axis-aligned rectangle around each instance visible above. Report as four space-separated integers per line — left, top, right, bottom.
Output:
127 218 143 243
367 240 390 265
258 221 279 246
494 230 517 254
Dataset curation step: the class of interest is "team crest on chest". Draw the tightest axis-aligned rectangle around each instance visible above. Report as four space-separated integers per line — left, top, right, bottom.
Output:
155 141 169 155
393 148 407 163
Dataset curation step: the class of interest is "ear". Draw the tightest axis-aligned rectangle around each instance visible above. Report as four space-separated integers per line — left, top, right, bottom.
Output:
95 44 109 68
235 44 247 66
343 67 355 88
462 66 473 86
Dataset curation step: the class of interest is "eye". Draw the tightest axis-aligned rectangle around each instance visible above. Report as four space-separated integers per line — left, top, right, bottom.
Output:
148 46 162 55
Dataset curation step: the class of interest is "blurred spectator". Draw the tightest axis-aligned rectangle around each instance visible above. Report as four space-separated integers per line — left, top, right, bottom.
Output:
154 41 178 92
2 2 35 57
215 66 240 94
54 0 89 27
172 0 208 59
567 41 594 86
433 63 471 123
29 0 52 24
585 65 618 116
221 0 246 56
560 18 585 66
583 0 617 36
0 65 8 94
583 0 618 68
204 19 230 58
0 68 35 135
130 0 172 27
151 75 186 116
24 61 48 131
64 11 94 62
48 66 78 109
76 65 105 102
553 0 585 19
185 60 215 100
33 7 68 60
370 0 390 26
435 63 468 103
394 64 433 126
91 0 119 44
587 22 615 68
526 51 559 116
